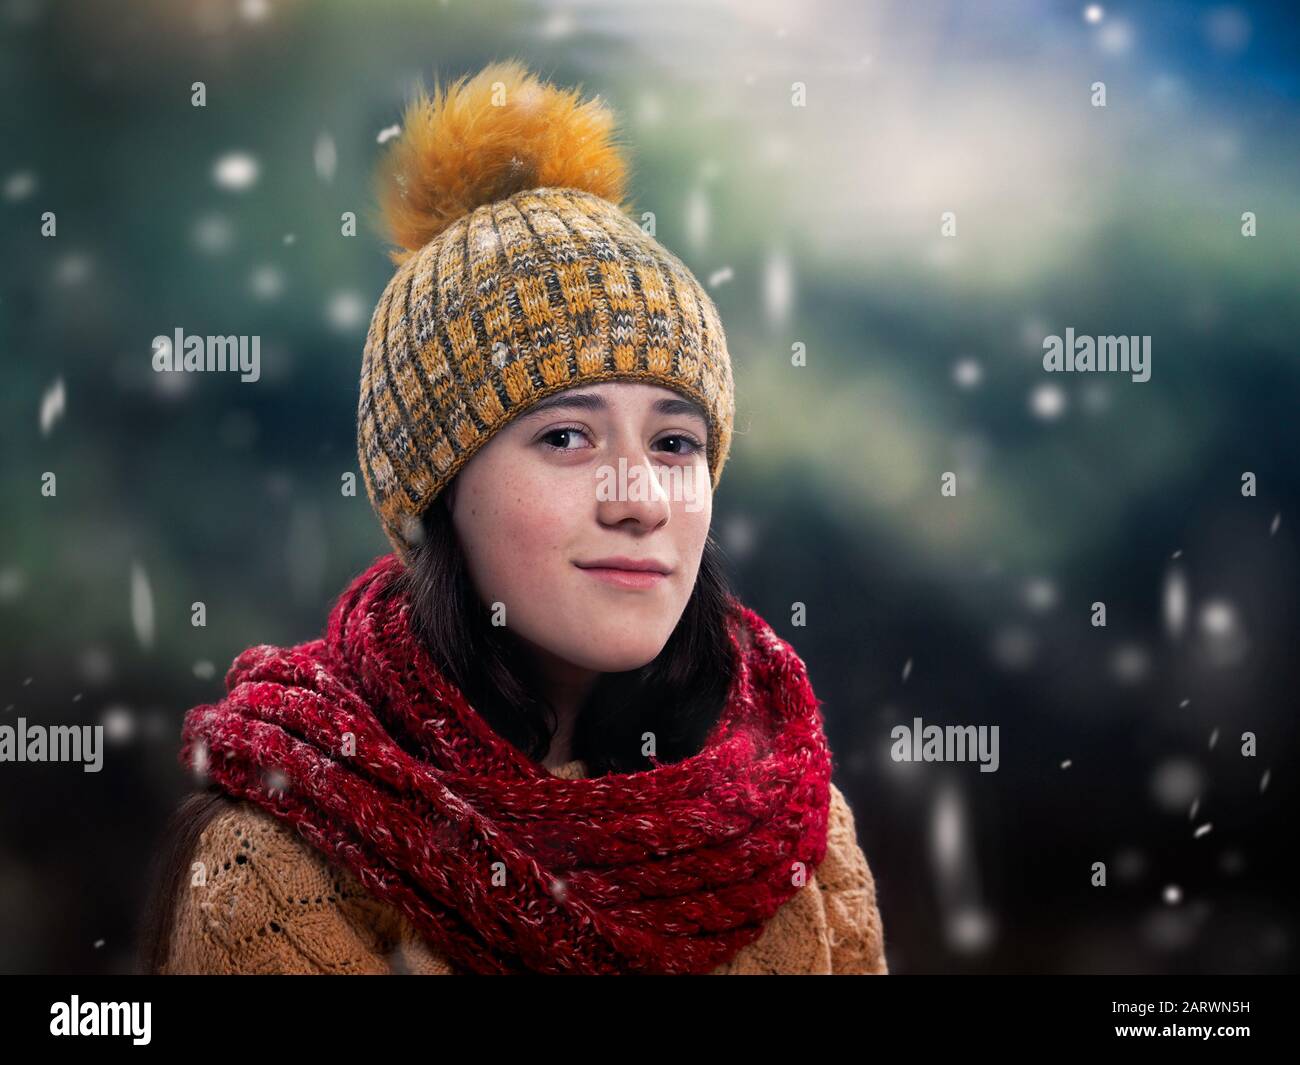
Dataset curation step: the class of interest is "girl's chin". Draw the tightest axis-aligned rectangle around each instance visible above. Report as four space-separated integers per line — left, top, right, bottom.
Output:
545 633 671 674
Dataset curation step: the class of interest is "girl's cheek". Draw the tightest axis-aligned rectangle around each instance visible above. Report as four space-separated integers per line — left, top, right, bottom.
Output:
496 499 572 575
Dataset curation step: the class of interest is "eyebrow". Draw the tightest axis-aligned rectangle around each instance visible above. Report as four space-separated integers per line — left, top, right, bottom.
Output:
518 390 708 429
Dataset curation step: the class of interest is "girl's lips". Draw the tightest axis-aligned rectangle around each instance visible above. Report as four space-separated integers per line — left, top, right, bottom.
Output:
575 566 668 590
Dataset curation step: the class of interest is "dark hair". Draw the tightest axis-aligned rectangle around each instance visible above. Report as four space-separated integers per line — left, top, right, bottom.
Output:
395 480 742 777
134 783 237 973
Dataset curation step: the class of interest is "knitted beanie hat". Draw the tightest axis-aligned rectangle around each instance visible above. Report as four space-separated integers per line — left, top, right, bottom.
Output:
357 59 736 562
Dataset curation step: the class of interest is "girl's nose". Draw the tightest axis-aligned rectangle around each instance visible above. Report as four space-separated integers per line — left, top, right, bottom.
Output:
594 452 672 530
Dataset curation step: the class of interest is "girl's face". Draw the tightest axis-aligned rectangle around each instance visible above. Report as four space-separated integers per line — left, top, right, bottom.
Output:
448 382 713 675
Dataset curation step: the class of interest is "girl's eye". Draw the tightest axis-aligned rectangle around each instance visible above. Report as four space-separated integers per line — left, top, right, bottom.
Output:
654 433 704 457
539 425 591 452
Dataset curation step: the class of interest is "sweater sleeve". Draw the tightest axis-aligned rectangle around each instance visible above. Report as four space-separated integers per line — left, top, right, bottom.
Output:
816 782 888 974
159 802 406 975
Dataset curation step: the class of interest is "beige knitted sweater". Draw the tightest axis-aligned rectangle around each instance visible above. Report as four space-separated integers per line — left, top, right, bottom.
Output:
160 760 887 975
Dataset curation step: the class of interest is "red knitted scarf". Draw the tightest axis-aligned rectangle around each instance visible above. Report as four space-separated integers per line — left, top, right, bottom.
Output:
178 553 833 974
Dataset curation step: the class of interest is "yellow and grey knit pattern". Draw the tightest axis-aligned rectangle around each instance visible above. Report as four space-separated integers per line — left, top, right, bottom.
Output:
357 186 735 559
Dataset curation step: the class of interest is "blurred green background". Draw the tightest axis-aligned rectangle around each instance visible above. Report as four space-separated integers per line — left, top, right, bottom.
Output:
2 0 1297 974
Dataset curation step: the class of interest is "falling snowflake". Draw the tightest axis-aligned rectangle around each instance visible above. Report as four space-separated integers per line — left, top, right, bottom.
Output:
54 253 92 286
952 358 982 389
249 265 285 301
1029 383 1066 421
314 131 337 183
0 567 25 602
3 169 37 201
1151 759 1202 812
1110 643 1149 684
130 561 155 650
193 213 233 254
1163 565 1188 638
102 705 135 743
684 188 709 249
1023 577 1057 612
79 646 113 684
376 124 401 144
326 291 366 331
948 907 996 954
39 376 65 436
190 740 210 778
213 151 259 191
721 514 756 560
762 249 792 326
1198 599 1248 666
991 626 1035 670
1201 600 1235 635
540 9 575 39
1096 18 1134 55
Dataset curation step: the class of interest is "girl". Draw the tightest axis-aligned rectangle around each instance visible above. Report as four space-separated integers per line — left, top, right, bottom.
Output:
138 59 886 976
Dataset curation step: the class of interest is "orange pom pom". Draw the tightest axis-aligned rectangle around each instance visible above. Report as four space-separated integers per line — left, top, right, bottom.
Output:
376 59 631 264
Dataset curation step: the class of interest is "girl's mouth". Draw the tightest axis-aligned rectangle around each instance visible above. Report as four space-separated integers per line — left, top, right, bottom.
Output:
573 560 670 590
575 566 667 590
